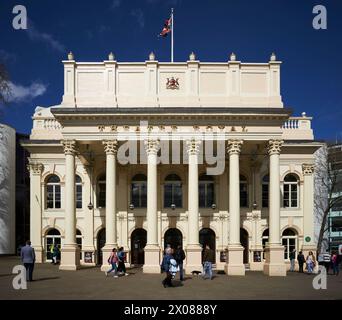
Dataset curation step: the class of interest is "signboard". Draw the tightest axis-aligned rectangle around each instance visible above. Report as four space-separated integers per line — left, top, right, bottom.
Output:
84 252 93 263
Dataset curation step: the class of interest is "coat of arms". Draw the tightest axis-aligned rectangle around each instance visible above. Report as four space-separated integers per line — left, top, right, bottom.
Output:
166 77 179 90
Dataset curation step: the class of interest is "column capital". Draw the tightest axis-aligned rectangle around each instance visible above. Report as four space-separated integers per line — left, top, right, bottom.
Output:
227 139 243 155
62 140 77 155
186 138 202 155
144 138 160 155
103 139 118 155
27 162 44 175
302 163 315 175
267 139 283 155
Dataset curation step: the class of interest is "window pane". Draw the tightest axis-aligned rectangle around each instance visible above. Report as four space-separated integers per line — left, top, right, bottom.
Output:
173 183 182 208
55 201 61 209
207 183 214 207
240 183 248 207
131 184 140 207
284 184 289 192
291 200 297 207
199 184 205 207
164 184 172 207
284 200 289 208
99 184 106 207
141 184 147 207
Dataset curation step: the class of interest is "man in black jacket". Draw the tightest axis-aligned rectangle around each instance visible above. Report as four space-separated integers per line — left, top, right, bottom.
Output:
174 245 186 281
297 251 305 273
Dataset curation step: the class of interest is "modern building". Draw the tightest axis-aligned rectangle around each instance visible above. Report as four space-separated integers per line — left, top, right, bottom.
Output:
328 144 342 253
22 52 322 276
0 123 16 255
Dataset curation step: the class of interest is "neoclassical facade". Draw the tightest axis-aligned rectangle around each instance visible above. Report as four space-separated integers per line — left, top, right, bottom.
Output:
22 52 321 276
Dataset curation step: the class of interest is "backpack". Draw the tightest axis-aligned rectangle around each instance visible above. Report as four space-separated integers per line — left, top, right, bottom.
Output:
169 259 179 278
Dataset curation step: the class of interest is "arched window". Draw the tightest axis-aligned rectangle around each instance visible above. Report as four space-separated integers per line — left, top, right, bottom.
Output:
262 229 269 260
283 174 299 208
76 175 82 209
46 175 61 209
240 175 248 207
97 174 106 208
45 229 61 261
262 175 269 208
131 174 147 208
199 174 215 208
282 228 298 260
164 174 182 208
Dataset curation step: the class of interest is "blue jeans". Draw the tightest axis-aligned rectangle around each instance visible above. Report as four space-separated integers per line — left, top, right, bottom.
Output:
107 263 118 274
203 262 212 279
333 264 339 275
178 263 184 280
307 262 314 273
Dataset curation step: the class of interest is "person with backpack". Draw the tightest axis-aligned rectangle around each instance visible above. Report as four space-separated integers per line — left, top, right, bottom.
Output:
105 248 119 278
161 247 174 287
174 245 186 281
202 244 215 280
117 247 129 276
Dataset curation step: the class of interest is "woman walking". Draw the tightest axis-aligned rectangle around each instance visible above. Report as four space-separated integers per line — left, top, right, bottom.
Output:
105 248 119 278
306 251 316 274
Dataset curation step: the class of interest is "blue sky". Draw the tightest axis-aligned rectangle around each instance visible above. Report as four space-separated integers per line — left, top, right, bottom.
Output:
0 0 341 141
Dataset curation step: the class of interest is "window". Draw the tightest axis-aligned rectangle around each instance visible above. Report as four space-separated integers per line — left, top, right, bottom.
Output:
332 198 342 212
46 175 61 209
45 229 61 261
131 174 147 208
282 228 297 260
262 229 269 260
76 175 82 209
199 174 215 208
262 175 269 208
97 174 106 208
164 174 182 208
331 217 342 232
240 175 248 207
283 174 299 208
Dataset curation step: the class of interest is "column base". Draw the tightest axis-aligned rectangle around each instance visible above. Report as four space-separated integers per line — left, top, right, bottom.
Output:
32 246 44 263
59 245 80 270
101 244 118 271
185 244 202 274
224 245 245 276
143 245 161 274
263 244 286 276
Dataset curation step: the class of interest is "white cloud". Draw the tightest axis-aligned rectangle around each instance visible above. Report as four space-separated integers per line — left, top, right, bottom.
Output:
131 9 145 28
26 21 65 53
8 81 47 103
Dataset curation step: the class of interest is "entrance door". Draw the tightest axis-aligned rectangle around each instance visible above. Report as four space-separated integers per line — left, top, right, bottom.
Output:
131 228 147 265
45 229 61 262
164 228 183 250
199 228 216 263
240 228 249 264
97 228 106 265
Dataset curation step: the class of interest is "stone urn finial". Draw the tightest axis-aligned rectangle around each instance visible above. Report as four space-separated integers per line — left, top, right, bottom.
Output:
149 51 155 61
301 112 307 118
108 52 115 61
270 52 276 61
68 52 74 60
189 52 196 61
230 52 236 61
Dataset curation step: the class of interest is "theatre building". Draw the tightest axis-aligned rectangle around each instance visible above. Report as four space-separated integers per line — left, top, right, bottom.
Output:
22 52 321 276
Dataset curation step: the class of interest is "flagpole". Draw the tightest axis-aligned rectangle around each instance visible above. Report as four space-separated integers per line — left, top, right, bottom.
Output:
171 8 174 63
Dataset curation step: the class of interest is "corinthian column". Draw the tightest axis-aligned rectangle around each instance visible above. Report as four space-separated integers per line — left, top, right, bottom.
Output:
263 139 286 276
101 140 118 271
302 164 316 256
143 138 161 273
60 140 80 270
28 162 44 263
185 138 203 274
225 139 245 276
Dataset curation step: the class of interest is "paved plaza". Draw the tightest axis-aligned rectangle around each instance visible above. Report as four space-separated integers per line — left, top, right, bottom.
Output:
0 257 341 300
